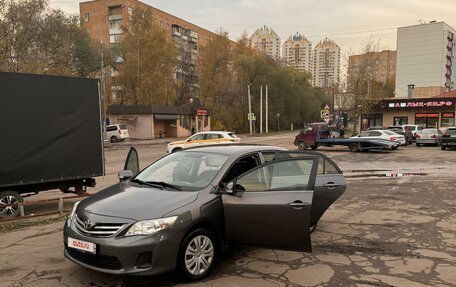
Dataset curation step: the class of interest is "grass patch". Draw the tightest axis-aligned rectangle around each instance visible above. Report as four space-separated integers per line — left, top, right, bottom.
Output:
0 213 69 233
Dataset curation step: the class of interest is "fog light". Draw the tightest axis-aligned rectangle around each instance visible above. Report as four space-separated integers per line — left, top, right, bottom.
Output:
136 252 152 269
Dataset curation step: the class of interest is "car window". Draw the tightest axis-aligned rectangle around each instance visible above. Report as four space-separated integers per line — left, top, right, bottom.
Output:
369 131 382 136
222 154 260 184
227 132 237 138
106 126 117 132
405 125 415 131
189 134 205 141
204 133 220 140
359 131 370 137
445 128 456 135
303 127 313 135
383 130 396 136
136 151 229 190
236 159 314 192
317 157 340 175
261 152 276 163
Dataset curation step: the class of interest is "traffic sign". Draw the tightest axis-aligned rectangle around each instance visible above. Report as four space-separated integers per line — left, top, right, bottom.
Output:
248 113 255 120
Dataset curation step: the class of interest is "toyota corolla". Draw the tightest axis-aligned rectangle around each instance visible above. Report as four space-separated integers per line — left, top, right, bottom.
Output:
64 145 346 280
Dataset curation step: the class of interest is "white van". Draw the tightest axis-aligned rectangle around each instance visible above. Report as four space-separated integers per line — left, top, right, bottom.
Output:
106 124 129 142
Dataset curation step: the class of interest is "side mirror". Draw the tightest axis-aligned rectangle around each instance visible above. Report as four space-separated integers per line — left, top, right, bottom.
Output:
118 170 133 182
225 182 234 194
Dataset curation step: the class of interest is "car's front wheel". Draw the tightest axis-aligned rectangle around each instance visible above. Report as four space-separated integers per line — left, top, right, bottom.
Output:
297 141 307 150
0 190 23 218
178 229 217 281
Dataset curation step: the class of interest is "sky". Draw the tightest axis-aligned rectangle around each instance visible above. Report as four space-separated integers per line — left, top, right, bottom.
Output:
51 0 456 59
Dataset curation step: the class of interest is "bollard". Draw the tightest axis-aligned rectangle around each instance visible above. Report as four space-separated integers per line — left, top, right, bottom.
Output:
58 197 63 215
19 203 25 217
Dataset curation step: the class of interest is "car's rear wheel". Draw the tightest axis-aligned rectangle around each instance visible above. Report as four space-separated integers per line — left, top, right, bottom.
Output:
110 136 118 143
441 145 446 150
0 190 23 218
349 143 358 152
178 229 216 281
298 141 307 150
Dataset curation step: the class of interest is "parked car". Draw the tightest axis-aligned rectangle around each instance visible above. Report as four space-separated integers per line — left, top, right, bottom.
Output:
416 128 443 146
350 130 405 147
366 126 384 131
64 145 346 280
441 127 456 150
166 131 240 153
387 126 413 145
403 124 423 140
106 124 129 143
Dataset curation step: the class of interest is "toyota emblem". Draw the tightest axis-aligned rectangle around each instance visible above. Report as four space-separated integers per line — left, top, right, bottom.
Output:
83 219 94 230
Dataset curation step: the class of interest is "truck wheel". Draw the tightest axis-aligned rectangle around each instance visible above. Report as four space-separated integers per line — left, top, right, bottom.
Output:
298 142 307 150
349 143 359 152
310 145 318 150
0 190 23 218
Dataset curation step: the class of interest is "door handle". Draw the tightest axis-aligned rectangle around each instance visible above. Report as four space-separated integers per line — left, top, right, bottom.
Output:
289 201 310 208
323 183 340 189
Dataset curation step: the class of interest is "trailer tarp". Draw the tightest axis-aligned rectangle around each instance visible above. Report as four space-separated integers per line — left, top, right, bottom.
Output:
0 72 103 187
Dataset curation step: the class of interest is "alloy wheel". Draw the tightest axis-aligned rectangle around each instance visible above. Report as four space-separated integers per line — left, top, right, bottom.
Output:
0 195 20 217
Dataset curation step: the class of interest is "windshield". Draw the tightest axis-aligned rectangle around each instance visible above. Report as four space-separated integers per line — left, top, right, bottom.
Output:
135 151 229 190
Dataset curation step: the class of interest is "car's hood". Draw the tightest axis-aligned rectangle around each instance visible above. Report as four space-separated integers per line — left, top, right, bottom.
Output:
168 140 186 146
78 182 198 221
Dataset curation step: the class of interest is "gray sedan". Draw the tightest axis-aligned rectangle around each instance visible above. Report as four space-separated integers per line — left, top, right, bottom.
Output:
416 128 443 146
63 145 346 280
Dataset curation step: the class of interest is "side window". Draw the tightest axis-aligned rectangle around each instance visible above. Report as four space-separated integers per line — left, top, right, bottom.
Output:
359 132 369 137
261 152 276 163
236 159 314 192
190 134 205 141
222 154 260 183
106 126 117 132
369 131 381 137
317 157 340 175
204 134 218 140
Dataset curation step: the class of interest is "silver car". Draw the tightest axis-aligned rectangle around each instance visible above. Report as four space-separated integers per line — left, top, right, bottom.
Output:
416 128 443 146
64 145 346 280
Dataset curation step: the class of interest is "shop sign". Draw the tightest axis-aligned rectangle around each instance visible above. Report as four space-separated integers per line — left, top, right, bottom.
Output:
415 113 439 118
387 100 453 108
197 109 207 115
442 112 454 118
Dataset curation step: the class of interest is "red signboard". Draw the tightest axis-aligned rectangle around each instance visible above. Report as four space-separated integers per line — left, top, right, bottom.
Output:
415 113 439 118
442 112 455 118
387 100 453 109
197 109 207 115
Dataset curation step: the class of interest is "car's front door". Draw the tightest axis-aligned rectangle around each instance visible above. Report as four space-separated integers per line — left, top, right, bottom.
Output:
222 156 318 252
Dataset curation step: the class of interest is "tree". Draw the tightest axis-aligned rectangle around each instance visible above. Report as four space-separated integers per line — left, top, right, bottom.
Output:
114 8 177 105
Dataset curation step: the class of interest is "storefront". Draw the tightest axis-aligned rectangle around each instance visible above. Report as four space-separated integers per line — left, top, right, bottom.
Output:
362 95 456 130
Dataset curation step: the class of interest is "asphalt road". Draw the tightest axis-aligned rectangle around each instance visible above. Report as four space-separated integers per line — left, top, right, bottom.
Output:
1 131 456 287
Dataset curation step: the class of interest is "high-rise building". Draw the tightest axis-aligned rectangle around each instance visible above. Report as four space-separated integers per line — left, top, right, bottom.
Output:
312 38 341 87
79 0 218 102
249 25 281 61
282 32 312 73
348 50 397 84
395 21 455 98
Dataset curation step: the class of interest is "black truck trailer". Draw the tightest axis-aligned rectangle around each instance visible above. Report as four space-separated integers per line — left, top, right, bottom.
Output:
0 72 104 218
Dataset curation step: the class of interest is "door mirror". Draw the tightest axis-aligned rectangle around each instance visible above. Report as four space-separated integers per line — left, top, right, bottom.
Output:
118 170 134 181
225 181 235 194
124 147 140 175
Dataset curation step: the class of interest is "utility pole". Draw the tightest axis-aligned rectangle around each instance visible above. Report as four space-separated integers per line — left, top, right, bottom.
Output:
265 85 269 133
260 85 263 133
248 84 252 135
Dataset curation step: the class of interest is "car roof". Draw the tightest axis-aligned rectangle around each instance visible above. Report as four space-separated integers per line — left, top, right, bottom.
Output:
193 131 232 134
184 144 286 155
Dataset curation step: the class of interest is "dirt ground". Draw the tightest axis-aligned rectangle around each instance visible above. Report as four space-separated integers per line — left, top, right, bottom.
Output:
1 132 456 287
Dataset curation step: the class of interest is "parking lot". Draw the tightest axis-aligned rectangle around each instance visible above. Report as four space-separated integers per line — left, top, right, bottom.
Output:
1 132 456 287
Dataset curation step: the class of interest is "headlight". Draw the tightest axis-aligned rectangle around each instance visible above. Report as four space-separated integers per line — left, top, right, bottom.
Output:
70 201 80 220
125 216 178 236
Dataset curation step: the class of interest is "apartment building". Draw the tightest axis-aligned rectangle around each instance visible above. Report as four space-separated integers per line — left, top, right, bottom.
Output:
348 50 397 84
249 25 281 61
395 21 455 98
79 0 218 102
312 38 341 88
282 32 312 73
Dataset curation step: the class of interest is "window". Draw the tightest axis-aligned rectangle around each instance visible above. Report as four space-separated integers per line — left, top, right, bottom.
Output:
84 12 90 22
393 117 408 125
441 112 454 127
222 155 259 184
261 152 276 163
204 133 222 140
189 134 205 141
317 157 340 175
236 159 314 192
109 34 121 43
109 19 121 30
369 131 382 137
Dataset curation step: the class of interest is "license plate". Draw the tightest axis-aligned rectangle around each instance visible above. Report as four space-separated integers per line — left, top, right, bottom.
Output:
68 237 96 254
451 135 456 138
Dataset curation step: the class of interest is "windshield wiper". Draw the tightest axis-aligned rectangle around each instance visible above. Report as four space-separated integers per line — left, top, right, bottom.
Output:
145 181 182 191
130 178 164 189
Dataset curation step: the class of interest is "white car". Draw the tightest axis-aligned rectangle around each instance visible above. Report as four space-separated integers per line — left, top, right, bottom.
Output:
106 124 129 143
403 124 423 139
351 130 406 146
167 131 240 153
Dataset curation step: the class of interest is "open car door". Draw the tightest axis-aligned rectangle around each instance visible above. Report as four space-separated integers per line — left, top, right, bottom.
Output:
222 155 318 252
274 151 346 231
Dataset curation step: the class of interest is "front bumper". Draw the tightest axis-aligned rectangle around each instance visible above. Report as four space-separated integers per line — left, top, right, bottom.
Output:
63 218 184 276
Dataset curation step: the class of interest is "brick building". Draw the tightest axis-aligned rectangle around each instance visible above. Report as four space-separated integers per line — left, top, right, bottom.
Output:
348 50 397 84
79 0 220 102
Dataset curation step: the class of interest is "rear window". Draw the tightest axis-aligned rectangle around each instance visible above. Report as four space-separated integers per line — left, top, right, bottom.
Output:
227 132 238 138
445 128 456 135
119 124 127 130
106 126 117 132
422 129 437 134
383 130 396 135
405 125 416 131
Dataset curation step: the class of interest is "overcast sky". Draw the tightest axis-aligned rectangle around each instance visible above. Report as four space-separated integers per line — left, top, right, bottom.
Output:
51 0 456 57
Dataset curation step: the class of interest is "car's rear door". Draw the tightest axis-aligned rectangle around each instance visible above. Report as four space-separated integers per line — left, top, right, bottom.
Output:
222 155 318 252
274 152 346 228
